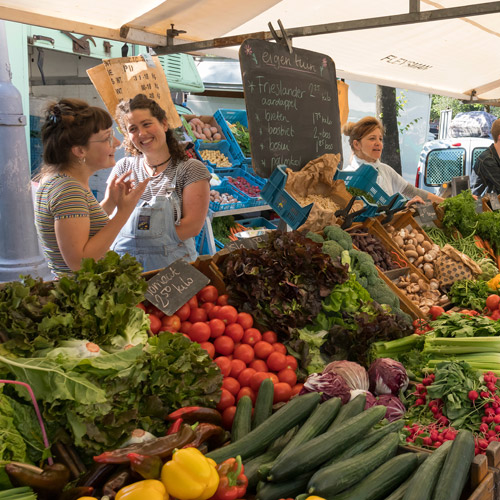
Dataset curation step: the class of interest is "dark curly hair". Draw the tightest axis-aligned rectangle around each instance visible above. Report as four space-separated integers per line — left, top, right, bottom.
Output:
115 94 186 164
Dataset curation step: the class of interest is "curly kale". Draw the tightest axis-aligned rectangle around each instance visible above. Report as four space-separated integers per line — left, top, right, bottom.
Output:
323 225 353 250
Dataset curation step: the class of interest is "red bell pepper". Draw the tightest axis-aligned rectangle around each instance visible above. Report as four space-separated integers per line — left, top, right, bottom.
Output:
210 455 247 500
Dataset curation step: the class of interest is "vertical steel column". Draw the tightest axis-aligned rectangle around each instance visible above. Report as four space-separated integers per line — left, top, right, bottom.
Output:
0 21 50 281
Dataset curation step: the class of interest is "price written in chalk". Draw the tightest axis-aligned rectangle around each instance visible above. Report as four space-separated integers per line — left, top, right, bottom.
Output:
224 233 270 253
417 203 437 224
145 259 210 316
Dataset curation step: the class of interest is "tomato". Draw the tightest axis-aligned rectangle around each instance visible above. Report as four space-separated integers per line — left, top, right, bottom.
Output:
189 322 211 343
278 368 297 386
214 336 235 356
187 295 198 309
221 405 237 430
214 356 232 377
222 376 241 396
217 294 229 306
249 359 268 372
180 321 192 334
189 307 208 323
273 382 292 403
198 285 219 303
216 388 235 411
268 372 279 384
272 342 287 355
201 302 215 315
175 303 191 322
254 341 274 360
208 305 221 320
262 331 278 344
217 305 238 325
250 371 273 392
242 328 262 346
486 295 500 312
225 323 244 343
234 344 255 365
429 306 445 320
492 309 500 321
237 386 256 404
229 359 247 379
148 314 162 335
266 351 287 372
147 304 165 319
209 318 226 338
238 367 257 387
291 383 304 396
199 342 215 359
285 355 298 371
236 312 254 330
137 302 147 311
161 314 181 333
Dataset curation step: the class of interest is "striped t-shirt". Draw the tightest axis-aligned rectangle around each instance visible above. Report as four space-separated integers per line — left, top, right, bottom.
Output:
35 173 109 275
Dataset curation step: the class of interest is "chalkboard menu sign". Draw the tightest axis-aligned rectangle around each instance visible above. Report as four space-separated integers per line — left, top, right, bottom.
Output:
239 39 342 178
224 233 270 253
417 203 437 224
145 259 210 316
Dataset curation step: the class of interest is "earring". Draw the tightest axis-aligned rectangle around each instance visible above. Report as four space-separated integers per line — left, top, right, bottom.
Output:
79 157 86 164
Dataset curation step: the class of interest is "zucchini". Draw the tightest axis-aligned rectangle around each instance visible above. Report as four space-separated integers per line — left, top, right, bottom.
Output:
206 391 321 463
268 405 386 482
329 419 404 465
231 395 253 442
432 430 475 500
252 378 274 429
308 432 400 496
328 393 366 430
333 453 419 500
402 440 452 500
256 472 312 500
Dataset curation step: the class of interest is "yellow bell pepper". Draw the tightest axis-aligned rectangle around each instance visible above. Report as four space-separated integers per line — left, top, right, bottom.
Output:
76 498 98 500
306 497 326 500
161 447 219 500
115 479 169 500
488 274 500 291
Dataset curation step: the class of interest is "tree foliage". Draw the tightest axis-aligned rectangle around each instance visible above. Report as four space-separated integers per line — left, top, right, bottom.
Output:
430 95 500 121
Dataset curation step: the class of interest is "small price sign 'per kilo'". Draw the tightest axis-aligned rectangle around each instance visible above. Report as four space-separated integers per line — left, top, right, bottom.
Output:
145 259 210 316
417 203 437 224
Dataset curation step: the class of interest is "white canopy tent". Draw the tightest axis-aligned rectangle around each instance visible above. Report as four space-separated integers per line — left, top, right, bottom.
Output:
1 0 500 102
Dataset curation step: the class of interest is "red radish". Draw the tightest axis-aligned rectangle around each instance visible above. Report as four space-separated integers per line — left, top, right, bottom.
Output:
486 295 500 312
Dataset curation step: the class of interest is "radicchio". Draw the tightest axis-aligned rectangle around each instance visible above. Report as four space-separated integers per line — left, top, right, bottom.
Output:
374 394 406 422
323 360 369 391
300 371 351 404
368 358 409 396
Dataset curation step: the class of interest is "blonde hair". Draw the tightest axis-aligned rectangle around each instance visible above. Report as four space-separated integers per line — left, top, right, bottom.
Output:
343 116 385 148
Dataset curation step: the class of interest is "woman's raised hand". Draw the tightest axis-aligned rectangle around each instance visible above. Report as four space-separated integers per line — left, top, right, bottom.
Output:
115 176 150 214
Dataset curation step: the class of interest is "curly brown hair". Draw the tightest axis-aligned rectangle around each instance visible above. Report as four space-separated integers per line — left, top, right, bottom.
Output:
115 94 186 164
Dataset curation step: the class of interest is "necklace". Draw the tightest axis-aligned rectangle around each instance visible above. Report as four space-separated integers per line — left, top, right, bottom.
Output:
144 156 171 176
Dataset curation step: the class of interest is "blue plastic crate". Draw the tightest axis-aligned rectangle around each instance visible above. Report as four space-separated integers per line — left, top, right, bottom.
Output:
260 165 313 230
222 169 266 207
237 217 277 230
213 109 251 165
195 140 240 172
209 180 251 212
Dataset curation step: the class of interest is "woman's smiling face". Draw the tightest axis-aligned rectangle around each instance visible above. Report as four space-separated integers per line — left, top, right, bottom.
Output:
353 126 384 162
124 108 168 154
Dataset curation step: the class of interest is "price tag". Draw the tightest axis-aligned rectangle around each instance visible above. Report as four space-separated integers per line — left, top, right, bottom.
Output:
417 203 437 224
224 233 270 253
490 195 500 211
144 259 210 316
475 198 484 214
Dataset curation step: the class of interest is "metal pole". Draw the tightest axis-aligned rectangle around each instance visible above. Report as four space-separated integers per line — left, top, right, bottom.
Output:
0 20 50 282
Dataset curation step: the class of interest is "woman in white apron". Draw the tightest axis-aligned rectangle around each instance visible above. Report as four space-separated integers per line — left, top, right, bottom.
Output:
104 94 211 272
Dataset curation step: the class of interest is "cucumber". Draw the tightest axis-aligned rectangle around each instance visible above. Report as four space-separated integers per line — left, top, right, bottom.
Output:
268 405 387 482
432 430 475 500
308 432 400 496
231 395 253 442
329 419 404 465
252 378 274 429
385 454 431 500
333 453 419 500
402 440 452 500
206 391 321 463
328 393 366 430
256 472 312 500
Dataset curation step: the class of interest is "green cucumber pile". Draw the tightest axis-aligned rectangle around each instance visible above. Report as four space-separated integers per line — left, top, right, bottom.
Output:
206 383 477 500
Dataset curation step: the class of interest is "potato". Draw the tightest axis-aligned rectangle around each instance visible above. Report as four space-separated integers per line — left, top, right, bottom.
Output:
212 133 222 141
210 126 218 134
202 127 213 139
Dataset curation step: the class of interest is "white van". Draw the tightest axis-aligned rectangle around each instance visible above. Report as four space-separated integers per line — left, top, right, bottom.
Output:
414 137 492 196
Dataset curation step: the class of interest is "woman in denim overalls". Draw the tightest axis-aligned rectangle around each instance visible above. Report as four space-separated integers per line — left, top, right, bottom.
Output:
104 94 211 272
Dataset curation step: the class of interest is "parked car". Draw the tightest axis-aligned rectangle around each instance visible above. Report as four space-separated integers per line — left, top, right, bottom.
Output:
414 137 492 196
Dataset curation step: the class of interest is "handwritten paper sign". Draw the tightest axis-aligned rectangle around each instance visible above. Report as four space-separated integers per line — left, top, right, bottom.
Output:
417 203 437 224
239 39 342 178
87 55 181 128
145 259 210 316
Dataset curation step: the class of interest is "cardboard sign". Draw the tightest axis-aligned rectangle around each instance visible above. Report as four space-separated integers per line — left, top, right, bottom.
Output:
87 55 181 128
417 203 437 224
490 194 500 211
145 259 210 316
239 39 342 178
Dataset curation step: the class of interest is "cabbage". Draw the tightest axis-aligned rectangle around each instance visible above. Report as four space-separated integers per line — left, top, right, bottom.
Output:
368 358 409 396
324 360 369 391
374 394 406 422
300 371 351 404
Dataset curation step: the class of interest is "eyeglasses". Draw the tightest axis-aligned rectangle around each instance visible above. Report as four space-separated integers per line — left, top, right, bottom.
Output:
89 129 115 147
